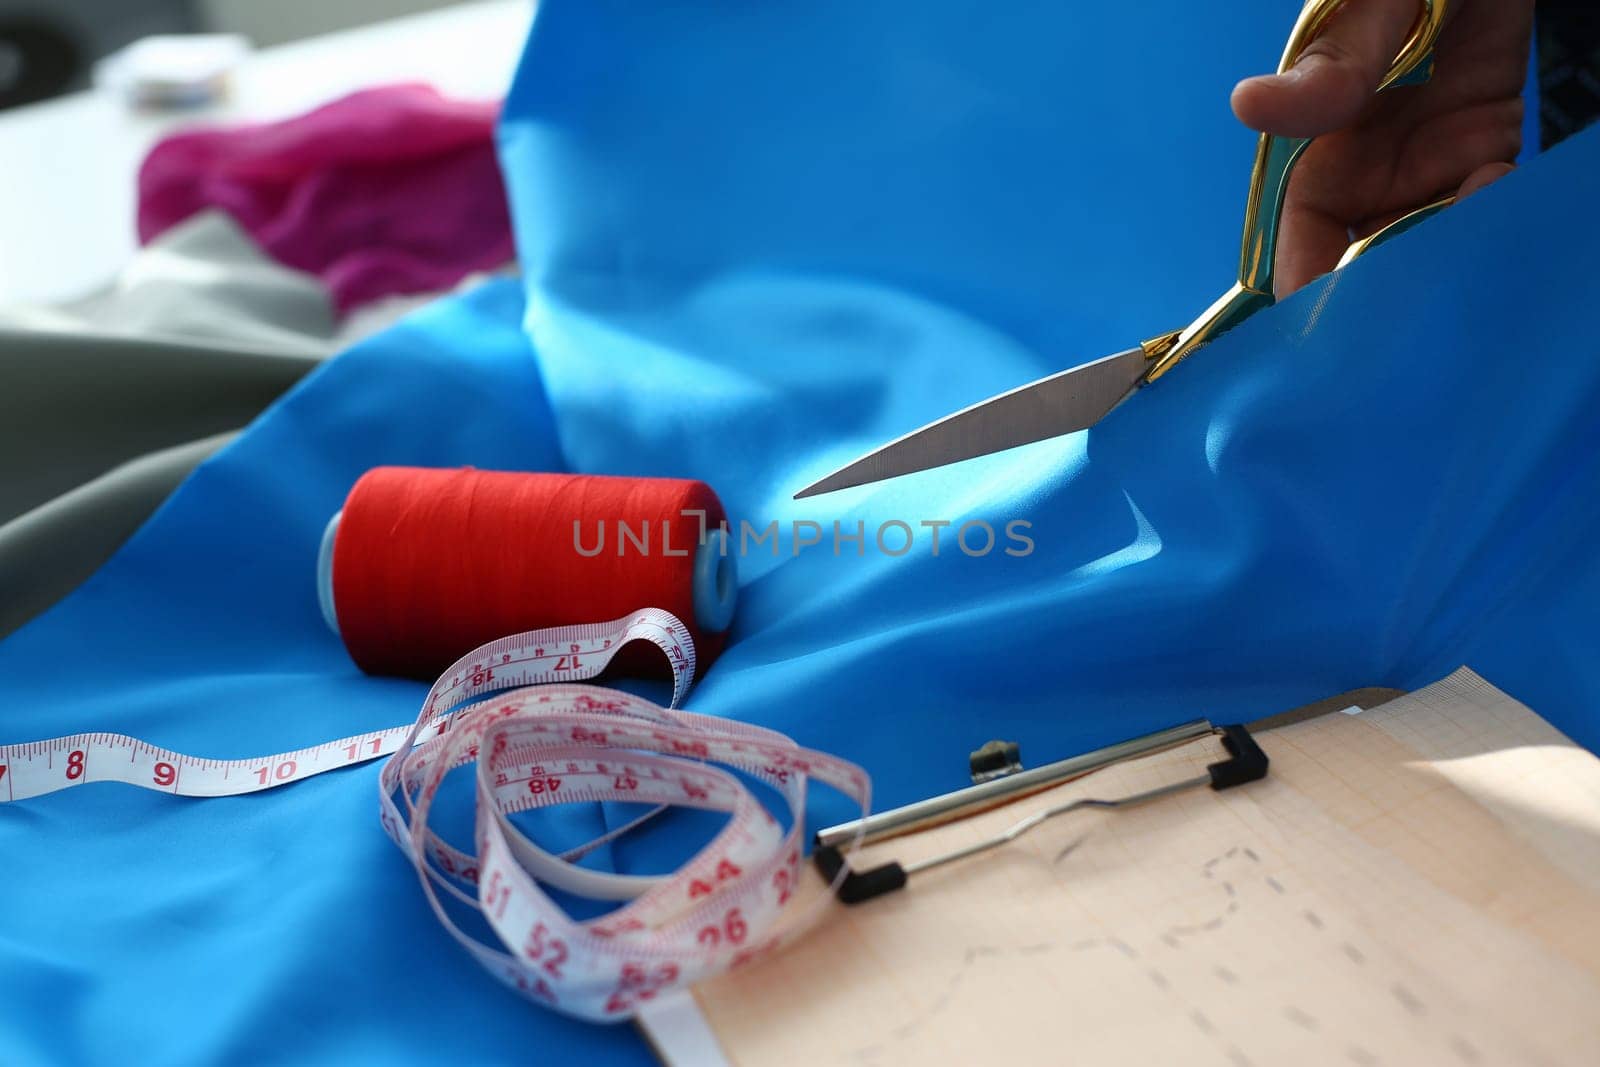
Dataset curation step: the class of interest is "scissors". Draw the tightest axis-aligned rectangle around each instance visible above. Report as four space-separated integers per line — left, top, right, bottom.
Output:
796 0 1452 500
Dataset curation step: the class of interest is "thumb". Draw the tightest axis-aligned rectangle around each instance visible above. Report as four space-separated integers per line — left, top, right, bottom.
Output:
1232 0 1424 139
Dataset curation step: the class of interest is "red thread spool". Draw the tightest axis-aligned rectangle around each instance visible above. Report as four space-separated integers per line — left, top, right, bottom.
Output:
317 467 736 679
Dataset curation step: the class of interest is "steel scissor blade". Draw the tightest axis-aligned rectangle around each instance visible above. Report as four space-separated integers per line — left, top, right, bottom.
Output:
793 346 1148 498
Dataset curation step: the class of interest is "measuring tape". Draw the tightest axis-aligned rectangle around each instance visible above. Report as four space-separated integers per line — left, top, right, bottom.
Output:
0 607 871 1022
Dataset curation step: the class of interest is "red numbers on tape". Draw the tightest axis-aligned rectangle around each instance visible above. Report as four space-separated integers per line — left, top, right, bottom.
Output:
696 907 748 948
687 857 744 900
605 960 682 1016
380 613 871 1021
772 866 793 905
0 608 873 1025
344 738 384 761
255 760 297 785
0 611 695 805
523 922 570 979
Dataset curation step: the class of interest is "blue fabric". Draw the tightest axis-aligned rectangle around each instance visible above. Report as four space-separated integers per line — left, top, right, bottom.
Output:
4 2 1596 1064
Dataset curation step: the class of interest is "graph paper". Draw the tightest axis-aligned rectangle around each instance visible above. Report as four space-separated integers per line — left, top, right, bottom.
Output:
692 669 1600 1066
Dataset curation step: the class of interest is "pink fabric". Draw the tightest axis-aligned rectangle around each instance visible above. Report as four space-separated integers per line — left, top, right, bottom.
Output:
138 84 513 314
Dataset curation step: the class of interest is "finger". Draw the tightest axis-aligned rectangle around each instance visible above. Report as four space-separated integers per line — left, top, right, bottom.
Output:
1273 199 1354 297
1349 161 1514 238
1231 0 1423 139
1392 98 1523 197
1457 160 1515 199
1295 99 1520 261
1311 159 1516 292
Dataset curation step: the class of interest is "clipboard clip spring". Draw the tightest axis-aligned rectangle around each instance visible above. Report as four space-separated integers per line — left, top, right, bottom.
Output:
814 723 1268 905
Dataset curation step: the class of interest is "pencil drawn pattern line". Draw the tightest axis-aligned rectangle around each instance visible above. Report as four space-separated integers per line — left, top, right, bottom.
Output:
848 843 1459 1066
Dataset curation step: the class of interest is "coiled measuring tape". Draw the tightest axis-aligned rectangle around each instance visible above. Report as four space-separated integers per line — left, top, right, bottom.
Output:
0 607 871 1022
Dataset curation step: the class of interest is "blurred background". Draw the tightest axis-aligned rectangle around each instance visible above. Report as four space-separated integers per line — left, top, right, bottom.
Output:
0 0 534 636
0 0 468 108
0 0 531 305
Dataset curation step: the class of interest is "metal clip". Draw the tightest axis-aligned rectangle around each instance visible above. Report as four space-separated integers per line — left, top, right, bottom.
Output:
814 723 1269 905
968 740 1023 784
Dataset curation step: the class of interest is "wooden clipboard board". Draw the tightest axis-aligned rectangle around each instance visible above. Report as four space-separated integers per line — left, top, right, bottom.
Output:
673 670 1600 1066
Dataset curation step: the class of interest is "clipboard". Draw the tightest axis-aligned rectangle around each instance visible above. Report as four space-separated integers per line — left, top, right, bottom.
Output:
663 670 1600 1066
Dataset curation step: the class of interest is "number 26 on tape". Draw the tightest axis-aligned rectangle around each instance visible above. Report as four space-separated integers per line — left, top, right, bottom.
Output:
696 907 748 948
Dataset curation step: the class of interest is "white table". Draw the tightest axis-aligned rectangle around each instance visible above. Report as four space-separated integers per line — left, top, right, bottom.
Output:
0 0 532 305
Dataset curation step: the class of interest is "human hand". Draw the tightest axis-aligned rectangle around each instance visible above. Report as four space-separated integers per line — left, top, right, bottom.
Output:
1232 0 1534 296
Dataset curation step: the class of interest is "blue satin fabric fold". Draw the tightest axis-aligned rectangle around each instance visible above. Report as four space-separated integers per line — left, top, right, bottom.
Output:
4 2 1594 1064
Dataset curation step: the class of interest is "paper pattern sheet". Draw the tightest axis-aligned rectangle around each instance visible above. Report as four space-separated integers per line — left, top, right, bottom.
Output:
693 669 1600 1066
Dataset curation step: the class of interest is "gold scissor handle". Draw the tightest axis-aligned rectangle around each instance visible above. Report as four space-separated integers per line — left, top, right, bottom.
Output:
1333 194 1455 269
1144 0 1450 380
